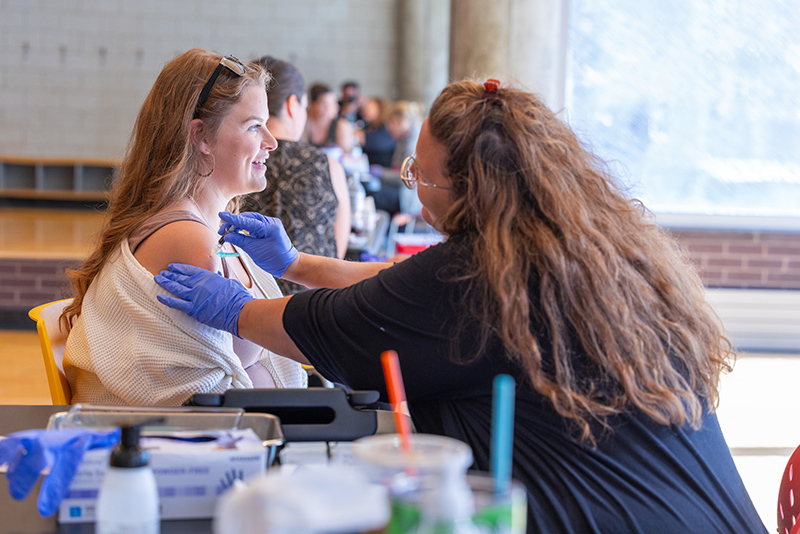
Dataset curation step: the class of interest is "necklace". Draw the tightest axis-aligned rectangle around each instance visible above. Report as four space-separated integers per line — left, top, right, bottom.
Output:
187 196 218 230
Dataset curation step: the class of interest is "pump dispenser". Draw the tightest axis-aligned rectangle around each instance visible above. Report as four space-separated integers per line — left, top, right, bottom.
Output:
96 424 160 534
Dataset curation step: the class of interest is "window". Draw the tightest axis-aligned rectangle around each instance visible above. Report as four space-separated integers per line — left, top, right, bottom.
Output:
566 0 800 217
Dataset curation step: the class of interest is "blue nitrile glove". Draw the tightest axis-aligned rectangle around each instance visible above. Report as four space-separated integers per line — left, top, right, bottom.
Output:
360 252 387 262
0 427 120 517
155 263 253 337
369 163 384 178
217 212 298 278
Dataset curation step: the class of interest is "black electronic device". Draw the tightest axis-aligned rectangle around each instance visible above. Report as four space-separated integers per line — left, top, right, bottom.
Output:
185 387 383 442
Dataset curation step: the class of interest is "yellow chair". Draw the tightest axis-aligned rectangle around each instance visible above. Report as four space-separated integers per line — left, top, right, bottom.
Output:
28 299 73 405
302 364 335 388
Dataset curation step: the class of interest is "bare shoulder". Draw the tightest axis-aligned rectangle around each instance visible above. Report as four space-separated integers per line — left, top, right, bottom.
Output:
134 219 221 275
326 156 346 181
327 157 349 196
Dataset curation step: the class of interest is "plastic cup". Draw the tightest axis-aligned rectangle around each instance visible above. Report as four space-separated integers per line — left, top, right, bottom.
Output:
352 434 473 485
387 472 527 534
467 473 527 534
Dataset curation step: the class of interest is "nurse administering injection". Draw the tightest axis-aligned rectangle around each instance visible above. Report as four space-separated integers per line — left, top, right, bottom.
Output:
157 79 766 533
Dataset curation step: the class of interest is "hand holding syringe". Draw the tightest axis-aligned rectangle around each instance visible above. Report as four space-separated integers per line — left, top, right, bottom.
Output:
215 212 299 277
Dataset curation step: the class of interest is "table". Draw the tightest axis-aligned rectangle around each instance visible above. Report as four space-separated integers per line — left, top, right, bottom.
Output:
0 406 209 534
1 405 401 533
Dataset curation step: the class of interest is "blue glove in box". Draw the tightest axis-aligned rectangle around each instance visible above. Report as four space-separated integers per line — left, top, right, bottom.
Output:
46 405 283 523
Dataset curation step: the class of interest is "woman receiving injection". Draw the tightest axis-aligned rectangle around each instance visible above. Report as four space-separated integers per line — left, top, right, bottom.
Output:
61 49 307 406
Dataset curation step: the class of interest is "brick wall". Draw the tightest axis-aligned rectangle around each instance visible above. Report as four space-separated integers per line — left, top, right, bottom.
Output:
2 229 798 330
0 258 81 327
671 230 800 289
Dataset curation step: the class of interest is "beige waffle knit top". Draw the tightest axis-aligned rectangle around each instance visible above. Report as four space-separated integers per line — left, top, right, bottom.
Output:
64 212 306 406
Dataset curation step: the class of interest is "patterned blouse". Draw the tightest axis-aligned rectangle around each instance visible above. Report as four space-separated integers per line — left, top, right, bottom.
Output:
242 139 339 295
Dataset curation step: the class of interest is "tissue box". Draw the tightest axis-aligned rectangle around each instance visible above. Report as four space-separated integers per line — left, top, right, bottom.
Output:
58 428 267 523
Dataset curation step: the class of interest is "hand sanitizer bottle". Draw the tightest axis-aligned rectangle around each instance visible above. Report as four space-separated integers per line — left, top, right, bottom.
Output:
96 424 159 534
348 172 367 233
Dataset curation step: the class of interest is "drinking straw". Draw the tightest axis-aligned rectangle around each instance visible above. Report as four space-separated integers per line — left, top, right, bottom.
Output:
491 374 516 494
381 350 412 453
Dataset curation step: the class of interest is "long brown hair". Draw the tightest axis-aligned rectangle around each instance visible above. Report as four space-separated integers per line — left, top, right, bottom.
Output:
429 80 732 443
62 49 269 327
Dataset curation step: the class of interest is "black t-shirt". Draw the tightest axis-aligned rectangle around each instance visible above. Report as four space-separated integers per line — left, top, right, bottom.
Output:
363 123 396 168
283 236 766 534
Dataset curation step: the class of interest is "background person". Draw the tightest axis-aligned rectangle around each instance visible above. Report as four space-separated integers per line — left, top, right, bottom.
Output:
242 56 350 295
358 96 396 169
338 80 363 124
304 83 356 154
369 100 425 215
156 79 765 533
62 49 307 407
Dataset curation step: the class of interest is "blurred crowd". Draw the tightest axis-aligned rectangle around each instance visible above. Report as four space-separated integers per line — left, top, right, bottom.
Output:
302 81 425 216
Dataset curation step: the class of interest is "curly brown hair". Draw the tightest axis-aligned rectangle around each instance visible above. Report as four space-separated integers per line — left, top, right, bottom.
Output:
428 80 732 443
62 49 269 328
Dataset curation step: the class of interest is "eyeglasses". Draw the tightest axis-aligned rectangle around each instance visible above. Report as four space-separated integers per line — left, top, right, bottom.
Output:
194 55 246 117
400 155 452 190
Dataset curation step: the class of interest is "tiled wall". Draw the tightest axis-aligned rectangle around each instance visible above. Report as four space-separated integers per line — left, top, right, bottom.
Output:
0 0 398 159
671 230 800 289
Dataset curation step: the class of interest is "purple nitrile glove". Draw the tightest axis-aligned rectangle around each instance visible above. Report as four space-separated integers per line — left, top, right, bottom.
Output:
155 263 253 337
0 427 120 517
217 212 298 278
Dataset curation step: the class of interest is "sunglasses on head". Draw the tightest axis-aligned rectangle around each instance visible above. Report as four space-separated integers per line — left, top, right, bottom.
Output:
193 55 246 117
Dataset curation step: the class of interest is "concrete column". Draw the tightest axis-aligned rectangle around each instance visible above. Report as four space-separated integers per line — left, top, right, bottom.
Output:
397 0 451 110
449 0 569 111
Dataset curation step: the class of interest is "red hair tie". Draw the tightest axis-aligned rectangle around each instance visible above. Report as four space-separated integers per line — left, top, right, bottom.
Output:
483 79 500 98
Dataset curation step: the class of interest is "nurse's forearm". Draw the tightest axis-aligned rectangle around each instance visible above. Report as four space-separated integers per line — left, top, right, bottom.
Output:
281 252 390 289
237 297 310 365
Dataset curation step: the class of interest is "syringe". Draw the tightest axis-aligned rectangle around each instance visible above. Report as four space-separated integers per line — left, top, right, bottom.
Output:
211 229 240 257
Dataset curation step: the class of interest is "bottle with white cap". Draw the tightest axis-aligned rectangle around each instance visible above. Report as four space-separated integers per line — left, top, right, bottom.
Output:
348 172 367 233
96 424 160 534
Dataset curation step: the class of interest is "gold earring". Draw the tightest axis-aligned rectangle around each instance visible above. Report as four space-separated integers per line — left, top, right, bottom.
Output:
196 153 215 178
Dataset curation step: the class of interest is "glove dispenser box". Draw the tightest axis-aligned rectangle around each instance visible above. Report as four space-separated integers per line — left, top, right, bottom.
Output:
47 405 283 523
